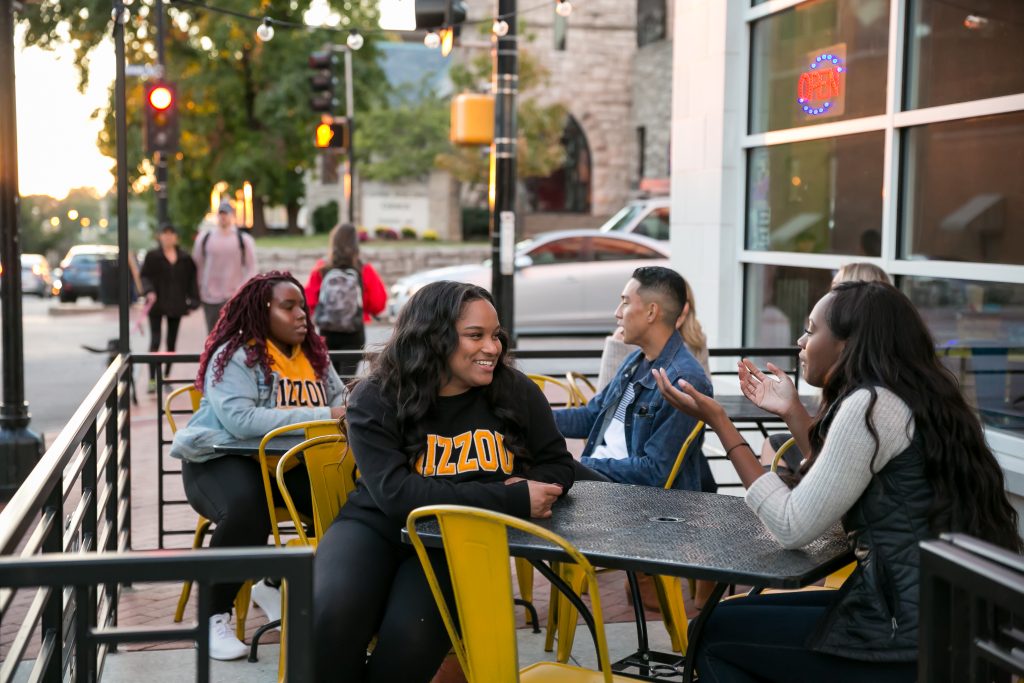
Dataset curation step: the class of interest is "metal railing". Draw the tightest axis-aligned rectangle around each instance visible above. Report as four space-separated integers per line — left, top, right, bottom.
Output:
0 354 133 682
0 547 314 683
919 533 1024 682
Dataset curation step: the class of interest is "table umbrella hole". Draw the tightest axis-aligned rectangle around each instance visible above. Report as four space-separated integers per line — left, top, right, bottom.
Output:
650 516 686 523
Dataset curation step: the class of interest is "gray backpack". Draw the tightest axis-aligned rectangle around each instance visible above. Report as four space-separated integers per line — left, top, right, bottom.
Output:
315 267 363 334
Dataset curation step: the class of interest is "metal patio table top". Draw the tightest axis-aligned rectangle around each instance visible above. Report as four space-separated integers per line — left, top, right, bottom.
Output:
212 435 306 457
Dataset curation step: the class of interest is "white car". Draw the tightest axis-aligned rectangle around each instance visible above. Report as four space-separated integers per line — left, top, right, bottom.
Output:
388 230 670 334
599 196 671 240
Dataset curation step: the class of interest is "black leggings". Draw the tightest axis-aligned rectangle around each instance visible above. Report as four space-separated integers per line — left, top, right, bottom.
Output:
313 516 454 683
148 312 181 380
181 455 313 614
694 590 916 682
323 329 365 379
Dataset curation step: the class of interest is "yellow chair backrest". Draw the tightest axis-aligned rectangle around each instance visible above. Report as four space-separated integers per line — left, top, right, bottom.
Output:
527 373 582 408
164 385 203 434
259 419 341 547
276 433 355 546
407 505 616 683
770 437 798 473
565 371 597 405
663 420 705 490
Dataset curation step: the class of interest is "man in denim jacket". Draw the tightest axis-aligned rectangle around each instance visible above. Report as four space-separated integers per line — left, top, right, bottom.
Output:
554 267 715 492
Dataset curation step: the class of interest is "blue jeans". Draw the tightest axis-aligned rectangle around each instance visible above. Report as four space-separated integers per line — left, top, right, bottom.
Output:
694 591 917 683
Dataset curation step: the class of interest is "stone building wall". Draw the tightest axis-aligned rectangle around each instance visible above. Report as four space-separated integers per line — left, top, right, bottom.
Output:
462 0 639 216
632 38 674 184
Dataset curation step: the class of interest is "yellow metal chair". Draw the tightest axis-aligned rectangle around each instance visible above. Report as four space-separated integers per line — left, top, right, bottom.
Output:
273 430 356 682
565 372 597 405
527 373 584 409
167 385 252 640
407 505 635 682
770 436 855 591
549 421 706 661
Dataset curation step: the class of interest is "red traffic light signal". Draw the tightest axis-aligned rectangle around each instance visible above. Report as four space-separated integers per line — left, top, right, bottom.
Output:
145 82 179 154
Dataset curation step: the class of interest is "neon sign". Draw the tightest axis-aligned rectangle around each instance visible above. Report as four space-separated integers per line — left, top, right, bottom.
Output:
797 44 846 118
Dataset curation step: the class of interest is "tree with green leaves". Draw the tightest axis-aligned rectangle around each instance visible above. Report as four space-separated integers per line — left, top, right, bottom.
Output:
17 0 388 243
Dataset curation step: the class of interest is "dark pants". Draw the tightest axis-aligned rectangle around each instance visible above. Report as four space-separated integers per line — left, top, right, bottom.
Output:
323 329 365 379
181 455 313 614
202 302 225 333
694 590 916 683
313 516 455 683
147 311 181 381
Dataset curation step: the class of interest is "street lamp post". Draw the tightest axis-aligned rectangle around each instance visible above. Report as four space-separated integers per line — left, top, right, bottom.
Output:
0 0 43 498
490 0 517 343
153 0 169 226
113 1 131 355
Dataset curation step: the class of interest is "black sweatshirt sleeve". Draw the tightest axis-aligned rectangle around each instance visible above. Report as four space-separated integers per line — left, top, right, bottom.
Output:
512 371 576 493
345 381 531 526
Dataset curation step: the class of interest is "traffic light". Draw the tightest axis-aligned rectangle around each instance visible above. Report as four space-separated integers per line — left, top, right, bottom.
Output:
314 116 350 151
414 0 468 27
308 51 337 114
144 82 179 154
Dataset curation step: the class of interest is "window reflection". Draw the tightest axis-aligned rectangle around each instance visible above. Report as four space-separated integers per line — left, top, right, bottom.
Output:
900 111 1024 265
744 264 834 349
746 132 884 255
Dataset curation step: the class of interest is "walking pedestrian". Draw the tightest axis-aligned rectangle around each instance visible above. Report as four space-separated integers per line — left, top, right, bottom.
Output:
194 198 258 332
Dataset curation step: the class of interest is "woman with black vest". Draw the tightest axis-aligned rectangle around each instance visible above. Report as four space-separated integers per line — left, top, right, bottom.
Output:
654 281 1021 682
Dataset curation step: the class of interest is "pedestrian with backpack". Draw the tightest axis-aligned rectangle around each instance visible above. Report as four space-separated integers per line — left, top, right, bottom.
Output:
194 198 258 332
305 223 387 379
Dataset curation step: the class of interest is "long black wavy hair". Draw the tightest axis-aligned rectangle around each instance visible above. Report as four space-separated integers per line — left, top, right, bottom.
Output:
805 281 1021 552
194 271 332 390
365 281 525 463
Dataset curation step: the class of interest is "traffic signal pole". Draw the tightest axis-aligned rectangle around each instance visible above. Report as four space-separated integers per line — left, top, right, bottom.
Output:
0 0 43 498
343 47 355 225
490 0 517 343
153 0 169 226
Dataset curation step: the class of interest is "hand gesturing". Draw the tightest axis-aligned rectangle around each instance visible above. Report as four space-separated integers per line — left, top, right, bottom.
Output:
737 359 798 418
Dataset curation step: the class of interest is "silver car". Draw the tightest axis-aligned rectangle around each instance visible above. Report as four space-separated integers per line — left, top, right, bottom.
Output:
388 230 669 334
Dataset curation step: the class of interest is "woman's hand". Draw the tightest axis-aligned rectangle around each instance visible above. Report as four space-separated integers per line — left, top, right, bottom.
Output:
652 368 726 426
526 481 563 519
737 359 799 418
330 406 346 420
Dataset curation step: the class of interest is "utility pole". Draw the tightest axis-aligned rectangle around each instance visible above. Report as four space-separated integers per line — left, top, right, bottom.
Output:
490 0 517 343
114 0 131 355
0 0 43 498
342 46 356 225
153 0 169 226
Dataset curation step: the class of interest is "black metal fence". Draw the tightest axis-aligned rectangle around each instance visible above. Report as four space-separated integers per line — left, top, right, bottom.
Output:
0 355 133 682
919 532 1024 682
0 547 314 682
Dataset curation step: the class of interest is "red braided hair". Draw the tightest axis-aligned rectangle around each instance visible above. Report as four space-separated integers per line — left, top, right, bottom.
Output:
194 271 332 391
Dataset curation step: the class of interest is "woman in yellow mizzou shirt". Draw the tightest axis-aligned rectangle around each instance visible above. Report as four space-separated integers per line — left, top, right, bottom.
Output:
170 271 346 661
313 281 576 683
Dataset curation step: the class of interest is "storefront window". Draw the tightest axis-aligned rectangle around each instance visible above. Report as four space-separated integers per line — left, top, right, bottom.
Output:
905 0 1024 110
901 111 1024 265
749 0 890 134
744 264 834 349
902 276 1024 434
746 132 884 255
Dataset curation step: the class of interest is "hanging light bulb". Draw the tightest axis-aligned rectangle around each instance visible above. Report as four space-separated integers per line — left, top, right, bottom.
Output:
346 29 364 50
555 0 573 17
424 31 441 49
492 19 509 36
255 18 275 42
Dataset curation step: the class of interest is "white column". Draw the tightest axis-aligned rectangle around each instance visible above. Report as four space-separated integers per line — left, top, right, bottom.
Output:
669 0 746 347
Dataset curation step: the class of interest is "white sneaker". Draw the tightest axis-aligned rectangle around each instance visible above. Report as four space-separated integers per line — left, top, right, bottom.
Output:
208 613 248 661
251 579 282 627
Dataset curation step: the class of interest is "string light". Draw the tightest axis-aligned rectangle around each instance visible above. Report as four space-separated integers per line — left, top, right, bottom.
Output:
346 29 364 51
423 31 441 49
255 17 274 41
492 19 509 36
555 0 573 17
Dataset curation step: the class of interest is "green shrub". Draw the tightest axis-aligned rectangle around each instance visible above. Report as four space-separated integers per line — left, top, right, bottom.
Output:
400 226 418 240
461 206 490 241
311 201 339 234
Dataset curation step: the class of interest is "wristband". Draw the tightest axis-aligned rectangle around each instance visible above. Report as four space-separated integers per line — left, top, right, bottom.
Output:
724 442 751 460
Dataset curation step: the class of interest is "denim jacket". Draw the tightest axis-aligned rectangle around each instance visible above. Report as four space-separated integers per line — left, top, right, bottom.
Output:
169 343 347 462
553 332 715 491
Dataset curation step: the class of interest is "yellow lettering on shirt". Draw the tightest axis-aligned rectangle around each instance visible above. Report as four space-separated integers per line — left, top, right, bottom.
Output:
436 436 456 476
496 432 513 473
474 430 497 471
265 343 328 409
455 432 478 473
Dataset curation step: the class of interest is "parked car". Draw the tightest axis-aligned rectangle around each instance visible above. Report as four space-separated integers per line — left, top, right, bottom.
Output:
599 196 671 240
388 230 670 334
54 245 118 303
20 253 52 296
